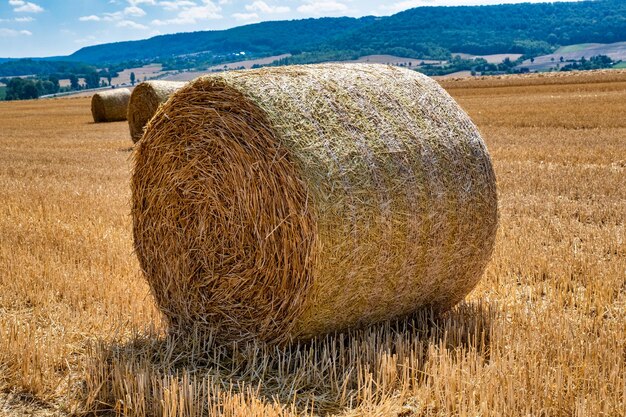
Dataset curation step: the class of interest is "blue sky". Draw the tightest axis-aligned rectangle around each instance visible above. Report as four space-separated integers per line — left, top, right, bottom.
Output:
0 0 581 58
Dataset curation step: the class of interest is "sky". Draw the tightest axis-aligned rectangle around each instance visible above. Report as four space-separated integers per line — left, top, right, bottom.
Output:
0 0 582 58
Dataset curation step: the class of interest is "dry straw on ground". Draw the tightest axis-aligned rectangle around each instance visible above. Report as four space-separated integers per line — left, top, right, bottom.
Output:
132 64 499 345
127 80 186 142
91 88 131 123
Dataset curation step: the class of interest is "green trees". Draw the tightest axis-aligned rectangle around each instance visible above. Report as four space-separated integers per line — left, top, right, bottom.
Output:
0 60 97 77
5 78 38 100
69 74 79 90
4 76 61 100
561 55 617 71
130 72 136 86
47 75 60 93
85 70 100 89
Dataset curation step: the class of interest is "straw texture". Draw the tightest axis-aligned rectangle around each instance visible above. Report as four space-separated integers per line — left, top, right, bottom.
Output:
132 64 498 344
91 89 131 123
128 81 186 142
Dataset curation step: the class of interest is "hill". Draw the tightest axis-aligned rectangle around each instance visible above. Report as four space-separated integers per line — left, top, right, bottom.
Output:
332 0 626 57
66 17 374 64
2 0 626 75
64 0 626 66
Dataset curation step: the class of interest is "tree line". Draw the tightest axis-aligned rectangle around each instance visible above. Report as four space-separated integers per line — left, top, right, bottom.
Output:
0 69 140 101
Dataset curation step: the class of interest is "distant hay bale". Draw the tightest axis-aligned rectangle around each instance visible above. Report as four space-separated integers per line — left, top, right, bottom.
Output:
91 89 131 123
132 64 498 345
128 81 186 142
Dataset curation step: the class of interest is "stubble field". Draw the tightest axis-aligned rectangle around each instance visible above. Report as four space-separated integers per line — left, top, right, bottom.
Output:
0 71 624 416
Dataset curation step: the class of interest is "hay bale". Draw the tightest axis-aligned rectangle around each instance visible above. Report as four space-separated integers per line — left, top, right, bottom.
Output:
91 89 131 123
132 64 498 344
128 81 186 142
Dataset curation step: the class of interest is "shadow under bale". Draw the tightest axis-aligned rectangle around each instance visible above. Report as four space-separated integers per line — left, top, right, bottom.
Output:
76 302 496 417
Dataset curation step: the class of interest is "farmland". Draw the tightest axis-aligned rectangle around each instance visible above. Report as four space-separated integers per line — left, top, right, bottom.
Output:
0 70 625 416
517 41 626 72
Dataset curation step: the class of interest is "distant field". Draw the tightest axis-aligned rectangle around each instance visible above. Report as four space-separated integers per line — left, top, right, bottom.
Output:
438 68 626 87
556 43 603 54
164 54 444 82
206 53 291 71
59 77 85 88
335 54 443 66
435 70 473 78
453 52 523 63
613 61 626 69
164 54 291 81
519 41 626 71
0 70 624 416
57 64 164 91
111 63 165 85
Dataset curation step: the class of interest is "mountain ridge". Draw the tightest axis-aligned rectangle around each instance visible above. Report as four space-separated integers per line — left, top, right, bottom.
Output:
3 0 626 72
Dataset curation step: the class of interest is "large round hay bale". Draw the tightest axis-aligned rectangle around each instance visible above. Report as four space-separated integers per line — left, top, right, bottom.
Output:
91 89 131 123
128 81 186 142
132 64 498 344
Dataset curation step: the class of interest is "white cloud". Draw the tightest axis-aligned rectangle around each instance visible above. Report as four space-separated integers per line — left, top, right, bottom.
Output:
75 35 96 44
245 1 289 13
0 27 32 36
128 0 156 5
79 15 101 21
124 5 147 16
297 0 347 14
103 11 125 21
232 12 258 20
0 16 33 22
78 5 146 24
152 0 221 25
117 19 149 29
377 0 432 14
159 0 196 10
10 0 43 13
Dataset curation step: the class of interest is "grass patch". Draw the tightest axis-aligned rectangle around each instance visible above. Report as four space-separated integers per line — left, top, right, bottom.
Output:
612 61 626 69
556 43 601 54
0 86 6 100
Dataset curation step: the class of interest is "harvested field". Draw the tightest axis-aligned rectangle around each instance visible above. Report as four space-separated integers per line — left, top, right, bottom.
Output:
440 68 626 88
0 70 624 416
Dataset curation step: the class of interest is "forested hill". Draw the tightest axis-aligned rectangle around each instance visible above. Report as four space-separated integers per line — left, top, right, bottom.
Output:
63 0 626 65
66 17 374 64
4 0 626 70
334 0 626 57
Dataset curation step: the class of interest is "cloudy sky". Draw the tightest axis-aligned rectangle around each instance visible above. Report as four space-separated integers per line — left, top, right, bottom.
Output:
0 0 581 58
